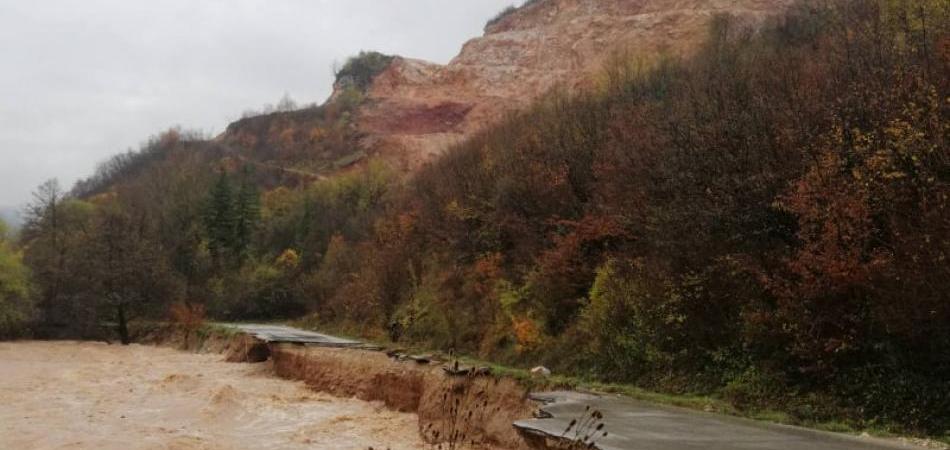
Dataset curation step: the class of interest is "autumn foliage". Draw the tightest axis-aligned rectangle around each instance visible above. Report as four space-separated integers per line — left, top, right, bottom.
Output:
351 0 947 432
16 0 950 435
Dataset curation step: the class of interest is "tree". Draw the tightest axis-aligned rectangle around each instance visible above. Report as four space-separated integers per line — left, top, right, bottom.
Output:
82 204 182 344
20 180 98 337
275 93 298 112
204 170 236 265
0 219 32 337
233 166 261 262
202 167 260 267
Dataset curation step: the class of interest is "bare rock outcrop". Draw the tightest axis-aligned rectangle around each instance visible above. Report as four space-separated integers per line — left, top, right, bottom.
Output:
354 0 793 170
223 0 793 174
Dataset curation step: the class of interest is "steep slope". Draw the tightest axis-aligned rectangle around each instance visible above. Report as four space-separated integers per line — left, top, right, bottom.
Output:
359 0 794 169
222 0 793 173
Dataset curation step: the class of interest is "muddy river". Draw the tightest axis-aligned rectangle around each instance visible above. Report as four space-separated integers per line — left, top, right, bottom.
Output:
0 341 423 449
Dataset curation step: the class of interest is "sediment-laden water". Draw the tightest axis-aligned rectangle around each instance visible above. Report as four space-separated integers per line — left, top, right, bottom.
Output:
0 341 422 449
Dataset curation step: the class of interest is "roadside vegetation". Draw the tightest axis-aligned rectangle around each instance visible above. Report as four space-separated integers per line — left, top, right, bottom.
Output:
10 0 949 438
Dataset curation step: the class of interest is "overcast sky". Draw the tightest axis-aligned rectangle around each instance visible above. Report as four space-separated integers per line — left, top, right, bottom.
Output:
0 0 515 212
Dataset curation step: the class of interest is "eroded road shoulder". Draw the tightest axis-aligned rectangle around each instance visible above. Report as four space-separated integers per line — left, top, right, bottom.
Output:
515 391 925 450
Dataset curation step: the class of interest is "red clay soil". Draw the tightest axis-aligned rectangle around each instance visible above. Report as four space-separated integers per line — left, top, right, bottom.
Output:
361 101 474 136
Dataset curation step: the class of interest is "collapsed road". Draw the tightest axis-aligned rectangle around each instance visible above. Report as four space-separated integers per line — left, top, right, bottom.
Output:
227 324 363 347
514 391 924 450
220 324 933 450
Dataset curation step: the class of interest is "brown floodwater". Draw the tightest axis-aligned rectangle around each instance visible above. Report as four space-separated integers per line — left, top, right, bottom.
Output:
0 341 423 449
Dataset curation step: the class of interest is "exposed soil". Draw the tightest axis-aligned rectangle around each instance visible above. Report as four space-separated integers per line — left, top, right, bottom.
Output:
218 0 795 176
0 341 423 450
361 101 474 136
352 0 796 170
270 344 537 450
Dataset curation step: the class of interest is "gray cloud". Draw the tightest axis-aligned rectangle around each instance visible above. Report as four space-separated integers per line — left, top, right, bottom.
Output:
0 0 515 208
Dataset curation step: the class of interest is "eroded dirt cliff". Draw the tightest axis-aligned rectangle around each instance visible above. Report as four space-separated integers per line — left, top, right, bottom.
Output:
221 0 792 175
269 344 536 449
360 0 795 168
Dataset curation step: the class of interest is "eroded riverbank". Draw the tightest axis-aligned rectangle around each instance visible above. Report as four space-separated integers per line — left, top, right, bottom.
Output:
0 341 423 449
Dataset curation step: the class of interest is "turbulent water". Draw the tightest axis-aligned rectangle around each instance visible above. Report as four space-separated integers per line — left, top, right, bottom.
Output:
0 341 423 449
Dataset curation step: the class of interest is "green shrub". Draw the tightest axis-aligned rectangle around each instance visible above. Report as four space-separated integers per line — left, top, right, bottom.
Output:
209 258 305 320
835 365 950 434
721 367 789 411
580 259 751 390
334 51 394 91
580 260 671 383
395 282 453 349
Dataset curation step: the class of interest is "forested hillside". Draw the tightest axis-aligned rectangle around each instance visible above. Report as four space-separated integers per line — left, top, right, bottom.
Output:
6 0 948 436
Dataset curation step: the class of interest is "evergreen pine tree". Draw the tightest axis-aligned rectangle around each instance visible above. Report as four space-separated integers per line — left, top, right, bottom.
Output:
203 170 235 265
233 166 260 262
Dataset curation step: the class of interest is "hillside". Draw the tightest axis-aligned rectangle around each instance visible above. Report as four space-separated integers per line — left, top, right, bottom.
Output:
11 0 950 441
220 0 793 174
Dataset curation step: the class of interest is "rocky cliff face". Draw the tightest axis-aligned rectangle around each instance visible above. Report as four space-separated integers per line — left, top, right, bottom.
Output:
358 0 794 170
225 0 793 173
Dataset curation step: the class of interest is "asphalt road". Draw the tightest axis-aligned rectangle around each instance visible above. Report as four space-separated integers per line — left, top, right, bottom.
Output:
226 324 362 347
223 324 929 450
514 391 925 450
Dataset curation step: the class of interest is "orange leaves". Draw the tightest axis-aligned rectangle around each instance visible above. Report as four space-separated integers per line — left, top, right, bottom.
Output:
261 186 295 219
374 211 417 247
471 253 504 298
780 147 877 295
473 253 503 280
765 65 949 367
938 35 950 75
512 316 541 352
560 214 626 243
538 214 626 277
277 127 297 150
444 200 478 221
169 302 206 331
308 126 326 142
275 249 300 270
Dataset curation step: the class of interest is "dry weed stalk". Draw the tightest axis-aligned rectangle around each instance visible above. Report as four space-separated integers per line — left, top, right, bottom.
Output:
421 365 501 449
560 405 608 449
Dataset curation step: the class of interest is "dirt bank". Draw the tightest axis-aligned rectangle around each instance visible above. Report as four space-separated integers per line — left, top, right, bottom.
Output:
269 344 538 449
0 341 423 450
139 325 544 448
